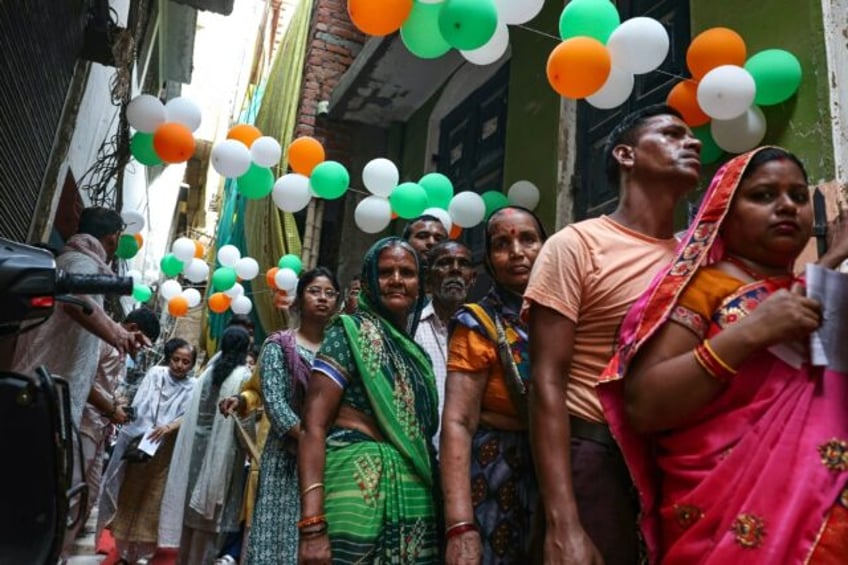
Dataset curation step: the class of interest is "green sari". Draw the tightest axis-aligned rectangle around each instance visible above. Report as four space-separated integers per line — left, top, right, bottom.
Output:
312 237 439 563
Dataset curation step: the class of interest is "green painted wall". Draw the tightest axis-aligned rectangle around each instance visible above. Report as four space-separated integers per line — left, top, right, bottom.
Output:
502 1 562 231
691 2 834 183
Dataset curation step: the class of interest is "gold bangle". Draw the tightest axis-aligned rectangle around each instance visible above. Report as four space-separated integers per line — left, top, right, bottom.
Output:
301 482 324 498
703 340 737 375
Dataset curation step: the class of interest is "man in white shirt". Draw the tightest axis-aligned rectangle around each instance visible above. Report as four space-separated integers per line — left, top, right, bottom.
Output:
414 240 476 451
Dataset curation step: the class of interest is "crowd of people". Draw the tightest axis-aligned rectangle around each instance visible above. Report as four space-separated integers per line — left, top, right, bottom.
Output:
11 103 848 565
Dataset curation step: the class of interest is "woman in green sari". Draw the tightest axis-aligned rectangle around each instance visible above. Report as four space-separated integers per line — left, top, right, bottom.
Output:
298 237 440 564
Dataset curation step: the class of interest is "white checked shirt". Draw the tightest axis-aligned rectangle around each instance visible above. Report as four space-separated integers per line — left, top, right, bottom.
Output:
414 301 449 451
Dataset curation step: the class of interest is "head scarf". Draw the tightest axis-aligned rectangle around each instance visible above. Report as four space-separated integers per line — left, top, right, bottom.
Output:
358 236 427 336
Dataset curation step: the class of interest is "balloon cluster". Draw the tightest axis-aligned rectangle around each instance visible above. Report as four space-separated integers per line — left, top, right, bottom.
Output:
667 28 802 160
353 156 540 235
546 0 669 108
206 245 262 316
151 237 208 316
264 254 304 297
348 0 543 66
272 136 354 213
115 210 146 261
128 95 202 166
211 125 285 199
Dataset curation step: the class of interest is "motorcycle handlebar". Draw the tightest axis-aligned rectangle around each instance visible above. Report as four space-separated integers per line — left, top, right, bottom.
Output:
55 273 134 296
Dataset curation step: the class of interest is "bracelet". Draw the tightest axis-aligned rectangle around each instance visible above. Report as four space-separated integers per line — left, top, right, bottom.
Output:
297 514 327 530
301 482 325 498
694 340 737 382
446 521 477 539
299 523 328 538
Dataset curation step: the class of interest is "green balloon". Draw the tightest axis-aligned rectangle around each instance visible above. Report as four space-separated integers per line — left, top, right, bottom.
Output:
132 284 152 303
745 49 802 106
559 0 621 43
438 0 498 51
390 182 428 219
278 254 303 275
418 173 454 210
237 164 274 199
212 267 238 291
693 124 723 165
481 190 509 220
130 132 162 167
160 254 184 277
401 2 451 59
310 161 349 199
116 234 139 259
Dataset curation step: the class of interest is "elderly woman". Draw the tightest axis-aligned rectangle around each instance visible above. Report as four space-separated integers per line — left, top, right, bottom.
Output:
298 237 439 563
599 147 848 563
441 206 547 564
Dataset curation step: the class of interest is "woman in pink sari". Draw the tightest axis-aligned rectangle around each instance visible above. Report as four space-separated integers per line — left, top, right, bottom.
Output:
599 146 848 564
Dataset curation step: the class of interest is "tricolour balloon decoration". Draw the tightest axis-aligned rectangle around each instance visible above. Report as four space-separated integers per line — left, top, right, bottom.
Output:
208 124 282 200
128 94 201 166
666 27 802 158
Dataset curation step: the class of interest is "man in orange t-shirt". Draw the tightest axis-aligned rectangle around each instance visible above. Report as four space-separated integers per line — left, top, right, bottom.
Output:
523 104 702 564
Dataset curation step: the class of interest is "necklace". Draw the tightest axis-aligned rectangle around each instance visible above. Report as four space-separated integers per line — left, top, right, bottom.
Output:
723 255 790 281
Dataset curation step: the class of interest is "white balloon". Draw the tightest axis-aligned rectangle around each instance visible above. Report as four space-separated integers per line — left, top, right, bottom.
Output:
607 17 669 75
217 245 241 268
354 196 392 234
126 269 143 285
711 106 767 154
418 0 442 3
272 174 312 212
160 279 183 300
422 207 452 234
121 210 145 234
182 288 202 308
586 66 634 109
230 295 253 315
211 139 252 178
234 257 260 281
183 258 209 283
126 94 166 133
494 0 544 25
507 181 540 210
171 237 196 262
362 158 399 197
461 23 509 66
164 97 202 132
449 192 486 228
224 282 245 298
697 65 756 121
250 136 282 168
274 268 299 292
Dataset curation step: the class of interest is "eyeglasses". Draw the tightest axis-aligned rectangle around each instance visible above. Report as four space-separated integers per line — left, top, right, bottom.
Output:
305 286 339 299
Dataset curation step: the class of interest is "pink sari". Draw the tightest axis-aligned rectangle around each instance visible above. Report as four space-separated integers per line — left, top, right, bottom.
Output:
598 148 848 564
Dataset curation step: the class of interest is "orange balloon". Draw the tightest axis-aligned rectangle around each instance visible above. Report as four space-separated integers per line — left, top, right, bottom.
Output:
208 292 232 314
265 267 279 289
153 123 196 164
667 80 710 127
449 225 463 240
227 124 263 148
288 136 325 176
133 233 144 249
686 27 746 80
347 0 413 36
273 289 291 310
546 37 611 99
168 296 189 317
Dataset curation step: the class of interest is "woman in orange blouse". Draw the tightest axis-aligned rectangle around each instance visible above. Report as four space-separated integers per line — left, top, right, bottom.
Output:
441 206 546 564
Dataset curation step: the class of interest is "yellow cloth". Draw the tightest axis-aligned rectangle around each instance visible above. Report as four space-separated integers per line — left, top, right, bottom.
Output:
236 366 269 526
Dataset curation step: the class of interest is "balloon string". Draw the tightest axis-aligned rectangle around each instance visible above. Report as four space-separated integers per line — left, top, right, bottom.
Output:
514 24 692 82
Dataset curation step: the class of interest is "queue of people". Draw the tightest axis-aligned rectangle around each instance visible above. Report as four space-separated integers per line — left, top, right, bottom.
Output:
20 103 848 565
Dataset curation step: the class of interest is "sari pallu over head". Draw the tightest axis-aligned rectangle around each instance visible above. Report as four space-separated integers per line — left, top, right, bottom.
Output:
338 237 438 485
598 147 848 564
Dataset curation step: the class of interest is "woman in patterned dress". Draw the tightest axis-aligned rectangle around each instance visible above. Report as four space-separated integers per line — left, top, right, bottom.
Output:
298 237 440 564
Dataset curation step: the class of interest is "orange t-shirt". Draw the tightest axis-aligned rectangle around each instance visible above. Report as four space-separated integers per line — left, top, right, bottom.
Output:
523 216 678 423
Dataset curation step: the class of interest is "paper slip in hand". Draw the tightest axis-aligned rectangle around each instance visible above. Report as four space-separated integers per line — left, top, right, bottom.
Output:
805 264 848 373
138 428 162 457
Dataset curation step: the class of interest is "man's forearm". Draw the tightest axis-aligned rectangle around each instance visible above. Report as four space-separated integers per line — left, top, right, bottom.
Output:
63 299 120 347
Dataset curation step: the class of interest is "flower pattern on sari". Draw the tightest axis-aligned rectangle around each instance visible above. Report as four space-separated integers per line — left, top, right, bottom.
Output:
401 519 427 561
672 504 703 530
714 286 770 329
817 439 848 471
669 306 707 339
731 513 766 549
670 222 715 276
353 452 383 508
358 317 386 379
